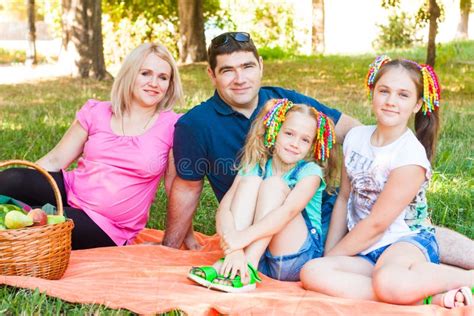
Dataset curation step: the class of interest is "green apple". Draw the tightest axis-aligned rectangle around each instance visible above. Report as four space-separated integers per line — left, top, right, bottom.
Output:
47 215 66 225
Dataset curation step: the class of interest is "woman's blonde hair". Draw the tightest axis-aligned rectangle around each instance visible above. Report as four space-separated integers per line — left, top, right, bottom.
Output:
110 42 184 116
238 100 338 189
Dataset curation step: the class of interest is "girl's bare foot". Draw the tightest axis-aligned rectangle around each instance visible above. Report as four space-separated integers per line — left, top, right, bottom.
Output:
430 287 473 308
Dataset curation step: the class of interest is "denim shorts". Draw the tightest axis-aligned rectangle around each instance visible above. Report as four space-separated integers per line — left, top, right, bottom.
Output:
258 211 323 281
358 229 440 265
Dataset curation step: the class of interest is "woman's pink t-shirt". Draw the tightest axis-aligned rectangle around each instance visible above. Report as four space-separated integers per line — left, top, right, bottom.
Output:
62 99 180 246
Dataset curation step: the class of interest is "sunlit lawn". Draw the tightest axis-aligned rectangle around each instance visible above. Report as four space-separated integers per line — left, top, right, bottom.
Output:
0 40 472 314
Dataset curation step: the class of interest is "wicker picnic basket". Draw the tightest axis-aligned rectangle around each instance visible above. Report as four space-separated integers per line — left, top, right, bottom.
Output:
0 160 74 280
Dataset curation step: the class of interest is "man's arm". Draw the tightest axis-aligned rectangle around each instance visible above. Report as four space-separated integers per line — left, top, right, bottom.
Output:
292 90 360 143
334 113 361 144
162 176 203 249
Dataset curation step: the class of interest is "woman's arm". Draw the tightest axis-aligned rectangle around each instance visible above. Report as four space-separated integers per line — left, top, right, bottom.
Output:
324 162 350 253
163 150 176 197
224 175 320 251
326 165 426 257
36 120 88 171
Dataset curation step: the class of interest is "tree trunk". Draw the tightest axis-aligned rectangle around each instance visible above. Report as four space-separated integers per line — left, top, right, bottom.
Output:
426 0 440 67
177 0 207 64
60 0 110 80
312 0 325 54
456 0 471 39
26 0 37 65
90 0 107 80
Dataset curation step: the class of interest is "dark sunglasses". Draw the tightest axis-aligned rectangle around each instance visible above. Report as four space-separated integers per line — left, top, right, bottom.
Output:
211 32 251 48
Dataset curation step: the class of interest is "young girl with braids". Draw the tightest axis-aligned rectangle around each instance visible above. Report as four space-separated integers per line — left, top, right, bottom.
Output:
188 98 337 292
301 56 474 308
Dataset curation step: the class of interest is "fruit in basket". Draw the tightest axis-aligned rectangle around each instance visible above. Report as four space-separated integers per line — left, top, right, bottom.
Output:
5 210 34 229
28 208 48 226
47 215 66 225
0 204 25 214
0 213 5 229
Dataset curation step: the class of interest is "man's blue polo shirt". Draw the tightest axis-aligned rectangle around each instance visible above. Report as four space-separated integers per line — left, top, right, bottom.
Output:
173 86 342 202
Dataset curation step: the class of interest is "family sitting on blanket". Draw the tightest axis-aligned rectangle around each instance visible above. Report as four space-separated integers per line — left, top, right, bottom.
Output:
0 32 472 308
165 32 473 308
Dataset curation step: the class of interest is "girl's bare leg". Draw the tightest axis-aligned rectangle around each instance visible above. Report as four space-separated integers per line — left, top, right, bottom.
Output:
243 176 293 268
301 256 376 300
372 242 474 306
213 175 263 273
230 176 263 231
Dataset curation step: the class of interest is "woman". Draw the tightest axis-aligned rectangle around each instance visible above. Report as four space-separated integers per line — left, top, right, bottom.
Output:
0 43 184 249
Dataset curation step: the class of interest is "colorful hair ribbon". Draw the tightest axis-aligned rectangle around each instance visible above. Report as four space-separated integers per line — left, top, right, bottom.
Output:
311 108 336 162
365 55 441 116
263 99 294 148
262 99 336 162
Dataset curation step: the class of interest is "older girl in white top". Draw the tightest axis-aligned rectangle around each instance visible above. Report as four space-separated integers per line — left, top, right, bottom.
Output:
301 56 473 308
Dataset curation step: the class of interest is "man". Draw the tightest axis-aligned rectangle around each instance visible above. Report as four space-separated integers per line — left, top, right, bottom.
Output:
163 32 473 270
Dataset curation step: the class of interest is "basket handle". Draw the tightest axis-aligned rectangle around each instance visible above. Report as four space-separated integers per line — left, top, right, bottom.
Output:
0 159 64 216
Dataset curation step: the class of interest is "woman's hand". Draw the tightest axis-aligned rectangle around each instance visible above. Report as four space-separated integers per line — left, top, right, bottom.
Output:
219 249 249 284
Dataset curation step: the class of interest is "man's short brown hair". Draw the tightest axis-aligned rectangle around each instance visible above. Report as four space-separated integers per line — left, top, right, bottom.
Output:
207 32 260 72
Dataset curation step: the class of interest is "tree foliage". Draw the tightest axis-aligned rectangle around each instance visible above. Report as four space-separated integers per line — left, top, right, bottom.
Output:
381 0 401 9
379 0 445 28
374 12 420 50
103 0 226 26
460 0 472 11
252 2 297 49
103 0 178 33
101 0 231 66
414 0 445 27
376 0 444 56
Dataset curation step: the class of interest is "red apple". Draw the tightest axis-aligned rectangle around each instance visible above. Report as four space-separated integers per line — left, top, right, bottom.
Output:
28 208 48 226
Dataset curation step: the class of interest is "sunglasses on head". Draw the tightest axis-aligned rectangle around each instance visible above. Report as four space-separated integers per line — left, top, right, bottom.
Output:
211 32 251 49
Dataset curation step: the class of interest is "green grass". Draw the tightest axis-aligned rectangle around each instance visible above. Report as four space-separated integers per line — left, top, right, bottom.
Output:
0 40 473 314
0 286 137 315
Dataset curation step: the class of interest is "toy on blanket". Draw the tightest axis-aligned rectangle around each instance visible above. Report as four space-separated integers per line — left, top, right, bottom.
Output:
188 258 262 293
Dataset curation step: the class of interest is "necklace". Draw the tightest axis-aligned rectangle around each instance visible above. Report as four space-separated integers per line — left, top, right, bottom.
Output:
121 112 156 136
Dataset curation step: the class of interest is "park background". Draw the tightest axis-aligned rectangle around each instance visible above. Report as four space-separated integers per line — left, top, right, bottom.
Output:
0 0 473 314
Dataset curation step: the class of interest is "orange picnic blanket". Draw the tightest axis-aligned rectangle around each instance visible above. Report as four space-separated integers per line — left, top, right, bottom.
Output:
0 229 471 315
